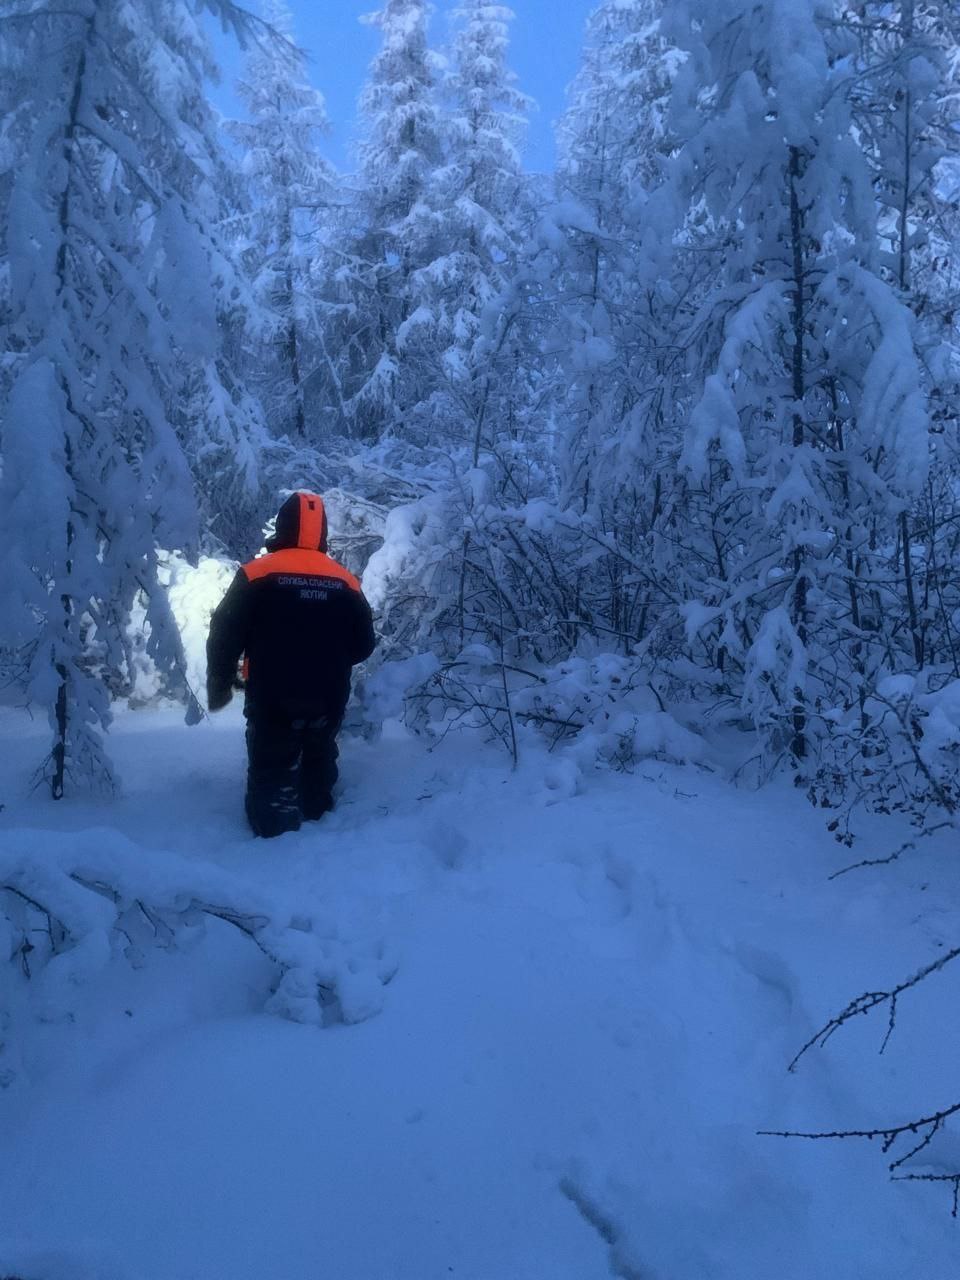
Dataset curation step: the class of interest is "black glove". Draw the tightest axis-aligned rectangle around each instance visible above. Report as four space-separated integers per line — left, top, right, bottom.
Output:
207 685 233 712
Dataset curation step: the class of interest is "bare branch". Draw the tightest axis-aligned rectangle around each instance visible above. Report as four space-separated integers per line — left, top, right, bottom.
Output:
788 944 960 1072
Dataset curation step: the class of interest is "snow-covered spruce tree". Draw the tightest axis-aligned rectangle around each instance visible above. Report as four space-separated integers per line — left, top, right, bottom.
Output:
400 0 533 451
230 0 339 443
0 0 257 795
557 0 675 208
343 0 446 442
370 2 543 658
380 1 679 667
366 1 690 743
658 0 930 775
536 0 684 656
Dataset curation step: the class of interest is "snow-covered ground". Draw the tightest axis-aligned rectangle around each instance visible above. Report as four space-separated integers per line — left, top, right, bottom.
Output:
1 706 957 1279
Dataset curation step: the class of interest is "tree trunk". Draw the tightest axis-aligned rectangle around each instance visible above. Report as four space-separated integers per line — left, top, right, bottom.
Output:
898 0 915 297
277 178 306 437
901 509 924 667
50 25 92 799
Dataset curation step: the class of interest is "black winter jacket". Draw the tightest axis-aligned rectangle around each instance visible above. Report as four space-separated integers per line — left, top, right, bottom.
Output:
206 492 376 721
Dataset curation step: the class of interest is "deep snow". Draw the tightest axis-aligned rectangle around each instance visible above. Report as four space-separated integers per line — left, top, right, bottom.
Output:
0 705 957 1279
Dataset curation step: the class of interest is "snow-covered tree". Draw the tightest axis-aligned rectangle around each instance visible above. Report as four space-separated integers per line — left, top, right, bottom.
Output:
515 0 683 654
351 2 548 677
839 2 959 299
365 1 686 693
230 0 338 442
556 0 678 499
837 1 960 677
0 0 259 794
344 0 446 440
658 0 930 769
557 0 675 213
401 0 533 452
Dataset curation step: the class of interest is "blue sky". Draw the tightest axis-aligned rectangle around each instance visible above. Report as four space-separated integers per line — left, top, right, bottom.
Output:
211 1 596 173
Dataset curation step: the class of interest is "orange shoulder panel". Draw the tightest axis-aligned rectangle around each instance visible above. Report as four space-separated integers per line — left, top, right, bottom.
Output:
241 548 361 592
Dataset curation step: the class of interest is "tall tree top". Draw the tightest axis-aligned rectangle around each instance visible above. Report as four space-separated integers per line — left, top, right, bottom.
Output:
233 0 335 210
358 0 445 181
559 0 676 202
444 2 532 233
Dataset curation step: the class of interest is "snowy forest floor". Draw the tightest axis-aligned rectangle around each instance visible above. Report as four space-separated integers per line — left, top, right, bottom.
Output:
0 706 958 1279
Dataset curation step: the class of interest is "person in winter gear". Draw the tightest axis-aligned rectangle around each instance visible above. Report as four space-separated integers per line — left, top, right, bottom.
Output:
206 491 376 838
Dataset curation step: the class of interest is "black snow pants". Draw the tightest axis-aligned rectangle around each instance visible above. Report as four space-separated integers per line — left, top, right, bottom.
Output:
244 712 340 839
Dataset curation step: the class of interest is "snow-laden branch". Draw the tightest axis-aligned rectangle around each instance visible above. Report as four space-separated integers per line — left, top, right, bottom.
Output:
0 830 394 1067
